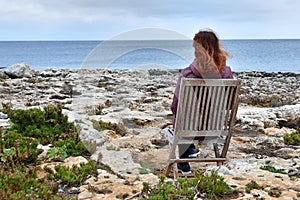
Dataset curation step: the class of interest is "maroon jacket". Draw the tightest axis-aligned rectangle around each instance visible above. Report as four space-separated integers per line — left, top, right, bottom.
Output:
171 60 234 126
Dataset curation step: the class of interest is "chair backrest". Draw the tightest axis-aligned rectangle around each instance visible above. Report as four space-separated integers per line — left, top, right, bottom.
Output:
175 78 241 138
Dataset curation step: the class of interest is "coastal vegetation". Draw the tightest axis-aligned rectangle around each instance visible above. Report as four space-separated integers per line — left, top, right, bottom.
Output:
260 165 287 174
0 104 97 199
283 129 300 146
142 171 236 199
245 180 261 193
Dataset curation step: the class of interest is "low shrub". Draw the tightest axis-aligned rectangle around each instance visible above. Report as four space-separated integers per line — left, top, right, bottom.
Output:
0 166 60 200
3 104 89 158
283 129 300 146
46 147 68 161
45 160 98 187
260 165 286 174
7 104 76 145
0 131 41 167
0 104 93 198
245 180 260 193
93 120 127 136
142 170 234 199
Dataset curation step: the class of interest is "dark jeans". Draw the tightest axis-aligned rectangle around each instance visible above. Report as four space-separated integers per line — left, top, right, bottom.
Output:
178 143 196 158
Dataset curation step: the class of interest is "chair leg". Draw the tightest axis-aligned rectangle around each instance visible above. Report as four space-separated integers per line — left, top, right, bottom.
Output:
214 143 223 166
213 143 220 158
165 163 173 177
173 163 179 179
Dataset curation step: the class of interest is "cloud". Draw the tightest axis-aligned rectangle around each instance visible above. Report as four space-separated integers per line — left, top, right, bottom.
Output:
0 0 299 39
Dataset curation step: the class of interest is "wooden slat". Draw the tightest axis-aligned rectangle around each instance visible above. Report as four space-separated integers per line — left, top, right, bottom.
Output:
215 86 225 130
177 130 229 137
193 86 201 130
203 86 212 130
193 86 200 130
176 84 188 130
183 79 240 86
220 86 230 130
210 86 220 130
186 86 193 130
177 137 226 144
207 86 214 130
198 86 207 131
188 86 196 130
211 86 219 130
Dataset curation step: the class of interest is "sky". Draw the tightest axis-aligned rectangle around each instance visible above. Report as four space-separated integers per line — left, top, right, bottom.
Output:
1 0 299 40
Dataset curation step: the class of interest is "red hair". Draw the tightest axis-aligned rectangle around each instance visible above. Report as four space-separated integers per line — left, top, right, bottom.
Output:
193 30 228 71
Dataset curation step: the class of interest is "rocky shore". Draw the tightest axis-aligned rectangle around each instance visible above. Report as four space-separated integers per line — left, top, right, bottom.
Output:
0 63 300 199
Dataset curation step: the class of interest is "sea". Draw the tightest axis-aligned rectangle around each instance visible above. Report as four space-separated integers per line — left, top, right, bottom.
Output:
0 39 299 73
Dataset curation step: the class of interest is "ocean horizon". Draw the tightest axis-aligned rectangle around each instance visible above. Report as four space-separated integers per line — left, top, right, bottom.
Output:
0 39 299 73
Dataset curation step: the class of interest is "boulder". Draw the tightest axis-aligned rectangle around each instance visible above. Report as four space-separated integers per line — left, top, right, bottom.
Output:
4 63 35 78
237 104 300 129
0 69 9 79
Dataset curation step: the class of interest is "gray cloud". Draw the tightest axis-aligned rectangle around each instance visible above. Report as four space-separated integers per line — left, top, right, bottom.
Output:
0 0 299 39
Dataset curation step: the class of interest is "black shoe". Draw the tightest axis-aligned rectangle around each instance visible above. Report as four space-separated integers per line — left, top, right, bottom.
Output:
187 146 201 158
177 162 191 174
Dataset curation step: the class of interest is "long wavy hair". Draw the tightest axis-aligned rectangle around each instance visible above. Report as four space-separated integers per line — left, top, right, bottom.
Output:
193 30 229 71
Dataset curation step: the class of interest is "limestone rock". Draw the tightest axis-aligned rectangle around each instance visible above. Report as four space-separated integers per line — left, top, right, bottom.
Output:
39 68 63 77
0 112 8 119
4 63 35 78
236 104 300 129
0 70 9 79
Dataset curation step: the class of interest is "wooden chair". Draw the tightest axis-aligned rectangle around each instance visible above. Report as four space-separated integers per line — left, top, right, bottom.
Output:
165 78 241 178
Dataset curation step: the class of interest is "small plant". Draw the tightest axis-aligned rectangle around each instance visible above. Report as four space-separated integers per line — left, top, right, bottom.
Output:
297 192 300 198
106 145 120 151
0 148 16 168
245 180 260 193
283 129 300 146
0 131 41 167
93 120 127 136
1 102 12 114
260 165 287 174
142 170 234 199
268 187 282 197
194 170 233 199
46 147 68 161
94 104 105 115
46 160 98 187
54 139 88 157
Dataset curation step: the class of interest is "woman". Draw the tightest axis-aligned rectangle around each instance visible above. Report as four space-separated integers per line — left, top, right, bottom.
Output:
171 29 233 173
